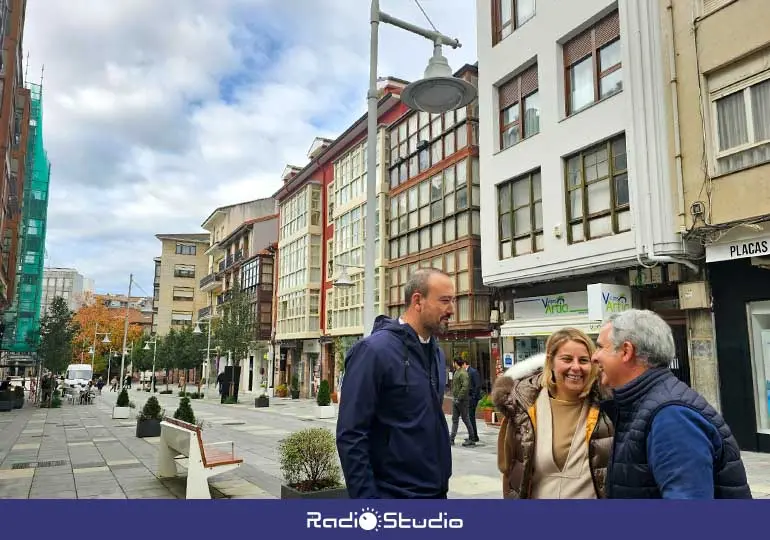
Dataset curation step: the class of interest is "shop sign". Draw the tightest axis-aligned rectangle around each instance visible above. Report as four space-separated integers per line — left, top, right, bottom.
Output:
503 353 514 368
513 291 588 319
587 283 632 321
705 234 770 263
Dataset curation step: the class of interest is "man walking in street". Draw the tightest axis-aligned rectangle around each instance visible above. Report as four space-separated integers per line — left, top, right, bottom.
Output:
593 309 752 499
336 268 455 499
467 361 481 444
450 358 476 447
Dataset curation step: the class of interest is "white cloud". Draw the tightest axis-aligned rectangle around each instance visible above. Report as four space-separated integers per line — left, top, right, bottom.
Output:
25 0 476 293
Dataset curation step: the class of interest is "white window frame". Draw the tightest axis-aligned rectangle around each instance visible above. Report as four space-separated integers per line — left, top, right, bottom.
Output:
710 70 770 175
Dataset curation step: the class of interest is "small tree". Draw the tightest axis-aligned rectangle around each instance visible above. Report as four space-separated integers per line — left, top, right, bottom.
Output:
214 277 254 397
116 388 130 407
38 297 79 376
139 395 163 421
173 396 196 424
317 380 331 407
278 428 342 492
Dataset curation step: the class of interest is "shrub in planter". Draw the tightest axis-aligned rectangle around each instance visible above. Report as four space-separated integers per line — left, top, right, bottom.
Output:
136 395 164 438
113 388 132 419
173 396 196 425
316 380 335 419
278 427 347 499
290 374 300 399
275 383 288 398
477 393 496 424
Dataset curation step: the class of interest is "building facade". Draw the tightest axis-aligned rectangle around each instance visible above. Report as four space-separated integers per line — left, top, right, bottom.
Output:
384 65 496 395
40 267 88 316
199 197 278 394
0 0 28 311
476 0 700 386
670 0 770 452
153 234 210 336
95 294 154 335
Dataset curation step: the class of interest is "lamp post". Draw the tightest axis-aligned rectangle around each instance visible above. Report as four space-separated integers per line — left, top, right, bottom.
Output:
361 0 476 337
143 336 158 393
119 273 133 389
193 319 213 390
90 322 111 368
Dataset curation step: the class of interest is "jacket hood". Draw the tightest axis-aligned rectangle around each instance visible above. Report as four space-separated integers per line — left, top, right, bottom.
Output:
491 353 545 412
371 314 404 335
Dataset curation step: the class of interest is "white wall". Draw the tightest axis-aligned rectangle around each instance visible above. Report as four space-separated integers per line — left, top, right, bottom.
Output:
476 0 689 288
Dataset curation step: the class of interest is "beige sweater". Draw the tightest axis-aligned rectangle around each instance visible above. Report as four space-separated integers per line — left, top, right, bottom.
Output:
530 388 597 499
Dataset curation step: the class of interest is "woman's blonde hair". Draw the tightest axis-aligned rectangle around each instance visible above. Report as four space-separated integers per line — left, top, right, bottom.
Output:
541 327 599 399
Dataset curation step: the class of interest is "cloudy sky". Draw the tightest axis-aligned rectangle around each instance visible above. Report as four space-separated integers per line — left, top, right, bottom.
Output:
24 0 477 296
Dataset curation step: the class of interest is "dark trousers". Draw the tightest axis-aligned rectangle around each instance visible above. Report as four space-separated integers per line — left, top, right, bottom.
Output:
450 399 475 441
468 397 479 441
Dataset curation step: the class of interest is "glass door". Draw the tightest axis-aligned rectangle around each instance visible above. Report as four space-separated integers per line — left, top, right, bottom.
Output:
748 301 770 434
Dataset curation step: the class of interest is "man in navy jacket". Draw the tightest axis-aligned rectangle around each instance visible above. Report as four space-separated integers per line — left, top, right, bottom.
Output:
336 268 455 499
593 309 751 499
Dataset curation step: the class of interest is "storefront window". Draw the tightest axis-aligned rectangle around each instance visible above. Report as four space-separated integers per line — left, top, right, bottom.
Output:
748 301 770 433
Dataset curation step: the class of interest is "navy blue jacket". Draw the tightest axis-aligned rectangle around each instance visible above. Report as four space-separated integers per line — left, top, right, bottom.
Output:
604 368 752 499
336 315 452 498
467 366 481 401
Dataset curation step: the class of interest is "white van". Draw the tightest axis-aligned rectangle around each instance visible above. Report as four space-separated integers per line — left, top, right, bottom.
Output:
64 363 93 391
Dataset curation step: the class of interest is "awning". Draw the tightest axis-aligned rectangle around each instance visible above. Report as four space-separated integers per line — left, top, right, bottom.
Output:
500 316 603 338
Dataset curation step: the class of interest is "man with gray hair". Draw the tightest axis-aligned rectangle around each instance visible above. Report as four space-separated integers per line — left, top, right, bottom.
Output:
593 309 751 499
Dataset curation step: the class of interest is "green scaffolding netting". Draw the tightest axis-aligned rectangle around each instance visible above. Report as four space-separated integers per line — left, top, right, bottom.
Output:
3 82 51 353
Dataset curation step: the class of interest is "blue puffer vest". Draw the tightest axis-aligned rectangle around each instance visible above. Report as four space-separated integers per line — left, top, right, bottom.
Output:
602 368 752 499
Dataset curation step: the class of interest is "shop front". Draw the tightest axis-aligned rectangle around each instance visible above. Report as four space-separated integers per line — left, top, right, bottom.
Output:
499 284 633 368
707 228 770 452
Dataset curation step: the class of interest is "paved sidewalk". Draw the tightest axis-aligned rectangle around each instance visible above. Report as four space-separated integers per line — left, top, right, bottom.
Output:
1 388 769 499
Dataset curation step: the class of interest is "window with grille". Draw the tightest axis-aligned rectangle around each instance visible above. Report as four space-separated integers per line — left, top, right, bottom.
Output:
497 169 543 258
499 64 540 150
565 133 630 243
712 74 770 175
492 0 536 45
564 10 622 116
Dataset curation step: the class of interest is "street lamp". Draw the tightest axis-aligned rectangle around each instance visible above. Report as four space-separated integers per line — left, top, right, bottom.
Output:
333 264 366 289
143 336 158 392
90 321 111 368
361 0 475 337
193 319 213 389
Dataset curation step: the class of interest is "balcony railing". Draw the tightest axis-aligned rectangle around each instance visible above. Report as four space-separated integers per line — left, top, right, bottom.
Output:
198 306 211 319
199 273 221 289
217 291 232 306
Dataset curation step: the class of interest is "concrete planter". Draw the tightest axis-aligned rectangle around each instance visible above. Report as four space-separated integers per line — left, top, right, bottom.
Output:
112 406 131 419
255 395 269 408
317 405 336 419
280 484 348 499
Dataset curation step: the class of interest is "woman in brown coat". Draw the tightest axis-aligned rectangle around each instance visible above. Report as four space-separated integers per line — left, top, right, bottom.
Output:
492 327 613 499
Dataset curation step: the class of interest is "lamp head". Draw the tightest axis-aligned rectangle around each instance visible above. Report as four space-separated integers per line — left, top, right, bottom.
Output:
193 323 202 334
401 46 477 114
333 267 355 288
102 334 111 344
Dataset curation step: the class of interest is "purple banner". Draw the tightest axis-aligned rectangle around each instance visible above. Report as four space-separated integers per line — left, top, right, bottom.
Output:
0 500 759 539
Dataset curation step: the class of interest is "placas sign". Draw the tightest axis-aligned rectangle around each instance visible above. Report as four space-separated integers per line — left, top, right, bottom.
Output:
705 234 770 263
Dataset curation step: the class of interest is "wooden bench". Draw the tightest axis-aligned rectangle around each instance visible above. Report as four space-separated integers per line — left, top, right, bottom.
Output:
157 416 243 499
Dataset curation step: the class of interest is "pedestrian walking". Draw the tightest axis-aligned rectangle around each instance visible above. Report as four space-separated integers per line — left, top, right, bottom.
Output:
449 357 476 446
493 327 613 499
336 268 455 499
593 309 752 499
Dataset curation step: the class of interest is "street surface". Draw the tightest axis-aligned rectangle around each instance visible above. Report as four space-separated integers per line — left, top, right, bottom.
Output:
0 387 768 499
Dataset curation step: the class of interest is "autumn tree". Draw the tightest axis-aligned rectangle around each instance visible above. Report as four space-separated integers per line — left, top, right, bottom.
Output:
73 302 143 375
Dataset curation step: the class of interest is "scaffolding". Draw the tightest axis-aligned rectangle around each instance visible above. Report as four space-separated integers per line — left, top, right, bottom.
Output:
2 81 50 353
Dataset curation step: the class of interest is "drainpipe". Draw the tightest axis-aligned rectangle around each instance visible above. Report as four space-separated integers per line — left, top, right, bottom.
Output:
665 0 687 232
